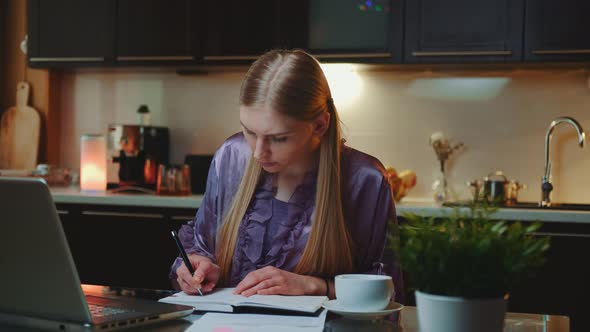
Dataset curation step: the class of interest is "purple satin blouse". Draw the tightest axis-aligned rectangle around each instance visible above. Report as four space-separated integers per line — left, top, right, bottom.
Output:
170 133 403 302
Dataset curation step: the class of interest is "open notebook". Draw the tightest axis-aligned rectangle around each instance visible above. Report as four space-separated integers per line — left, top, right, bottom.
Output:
159 288 327 315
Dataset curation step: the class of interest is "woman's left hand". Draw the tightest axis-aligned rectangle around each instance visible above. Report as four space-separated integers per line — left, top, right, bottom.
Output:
234 266 323 297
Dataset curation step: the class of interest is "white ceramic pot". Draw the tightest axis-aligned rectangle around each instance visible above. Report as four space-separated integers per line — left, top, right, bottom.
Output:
415 291 508 332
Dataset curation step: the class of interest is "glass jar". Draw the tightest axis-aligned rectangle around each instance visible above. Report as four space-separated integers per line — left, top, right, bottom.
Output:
156 164 191 196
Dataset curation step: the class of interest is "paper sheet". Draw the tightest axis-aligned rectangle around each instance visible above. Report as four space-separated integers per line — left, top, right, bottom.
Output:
186 309 328 332
164 288 242 305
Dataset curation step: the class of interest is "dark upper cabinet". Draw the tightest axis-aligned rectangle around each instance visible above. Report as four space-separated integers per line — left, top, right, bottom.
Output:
302 0 404 63
116 0 197 63
524 0 590 62
201 0 282 60
404 0 524 63
27 0 590 67
201 0 403 64
27 0 115 66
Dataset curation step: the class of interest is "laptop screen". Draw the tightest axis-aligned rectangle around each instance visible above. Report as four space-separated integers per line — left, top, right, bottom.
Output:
0 177 94 323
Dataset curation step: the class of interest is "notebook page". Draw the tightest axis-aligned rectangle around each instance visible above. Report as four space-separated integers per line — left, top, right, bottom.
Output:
159 288 327 313
239 294 327 312
159 288 241 305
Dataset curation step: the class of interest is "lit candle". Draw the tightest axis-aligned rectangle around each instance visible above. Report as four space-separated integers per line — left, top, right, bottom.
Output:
80 134 107 191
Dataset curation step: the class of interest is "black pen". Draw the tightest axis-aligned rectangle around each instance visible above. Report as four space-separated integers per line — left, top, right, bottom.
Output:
171 230 204 296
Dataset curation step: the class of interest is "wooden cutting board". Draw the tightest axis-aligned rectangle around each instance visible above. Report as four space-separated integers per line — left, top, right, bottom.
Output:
0 82 41 170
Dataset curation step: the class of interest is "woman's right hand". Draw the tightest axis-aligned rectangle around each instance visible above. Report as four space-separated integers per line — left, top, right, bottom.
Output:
176 254 221 294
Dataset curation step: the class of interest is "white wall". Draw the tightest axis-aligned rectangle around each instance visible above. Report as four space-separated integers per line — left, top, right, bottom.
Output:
59 66 590 203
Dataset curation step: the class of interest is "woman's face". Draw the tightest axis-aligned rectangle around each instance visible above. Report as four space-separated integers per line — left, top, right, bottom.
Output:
239 105 328 174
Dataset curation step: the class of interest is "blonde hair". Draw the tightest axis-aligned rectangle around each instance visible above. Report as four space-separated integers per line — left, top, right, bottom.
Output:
216 50 353 284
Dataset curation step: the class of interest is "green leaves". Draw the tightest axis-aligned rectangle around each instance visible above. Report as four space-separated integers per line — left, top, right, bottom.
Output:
387 206 550 299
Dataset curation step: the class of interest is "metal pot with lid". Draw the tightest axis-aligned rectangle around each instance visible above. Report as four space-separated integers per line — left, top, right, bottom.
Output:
468 171 526 204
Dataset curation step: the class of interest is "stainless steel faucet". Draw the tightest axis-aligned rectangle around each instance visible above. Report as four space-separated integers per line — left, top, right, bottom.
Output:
541 117 585 206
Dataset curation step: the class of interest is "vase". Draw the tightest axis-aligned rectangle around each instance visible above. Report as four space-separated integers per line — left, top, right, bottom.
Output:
415 291 508 332
432 168 456 203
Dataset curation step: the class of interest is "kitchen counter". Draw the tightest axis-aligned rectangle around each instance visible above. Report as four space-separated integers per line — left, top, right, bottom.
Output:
50 187 203 209
396 199 590 223
50 188 590 223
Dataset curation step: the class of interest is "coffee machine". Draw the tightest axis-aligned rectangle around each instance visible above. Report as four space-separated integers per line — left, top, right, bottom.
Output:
107 106 169 190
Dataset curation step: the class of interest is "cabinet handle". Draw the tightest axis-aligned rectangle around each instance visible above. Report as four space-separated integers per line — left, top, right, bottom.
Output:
412 51 512 57
208 53 393 60
533 232 590 238
30 57 105 62
204 53 394 61
532 49 590 55
313 53 393 59
81 211 164 219
116 56 194 61
56 210 69 215
203 55 261 61
170 215 196 221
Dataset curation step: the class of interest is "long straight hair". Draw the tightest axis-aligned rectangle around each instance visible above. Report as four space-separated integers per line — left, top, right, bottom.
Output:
216 50 353 284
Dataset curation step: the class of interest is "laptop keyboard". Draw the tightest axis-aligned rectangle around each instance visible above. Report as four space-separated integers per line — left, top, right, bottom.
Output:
88 303 131 318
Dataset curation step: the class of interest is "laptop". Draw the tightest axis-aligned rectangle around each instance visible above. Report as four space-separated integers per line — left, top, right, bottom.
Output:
0 177 194 331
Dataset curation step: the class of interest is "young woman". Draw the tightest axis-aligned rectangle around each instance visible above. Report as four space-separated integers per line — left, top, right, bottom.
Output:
170 49 402 301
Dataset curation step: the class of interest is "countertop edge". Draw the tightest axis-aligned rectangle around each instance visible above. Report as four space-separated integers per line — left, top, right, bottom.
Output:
396 204 590 223
49 189 590 223
51 188 203 209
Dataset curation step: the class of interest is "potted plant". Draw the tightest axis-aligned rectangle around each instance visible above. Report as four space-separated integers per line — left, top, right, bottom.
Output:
388 205 550 332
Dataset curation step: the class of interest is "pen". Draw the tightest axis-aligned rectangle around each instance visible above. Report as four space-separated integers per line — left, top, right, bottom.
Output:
171 230 204 296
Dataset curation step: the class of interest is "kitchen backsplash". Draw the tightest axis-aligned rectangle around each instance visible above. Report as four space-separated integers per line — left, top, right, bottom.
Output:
58 67 590 203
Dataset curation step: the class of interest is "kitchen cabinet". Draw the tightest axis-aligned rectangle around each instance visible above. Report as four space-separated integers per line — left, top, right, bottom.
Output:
27 0 197 67
27 0 115 67
201 0 283 62
56 203 197 290
303 0 404 63
404 0 524 63
524 0 590 62
201 0 403 64
116 0 197 65
28 0 404 67
508 221 590 332
27 0 590 67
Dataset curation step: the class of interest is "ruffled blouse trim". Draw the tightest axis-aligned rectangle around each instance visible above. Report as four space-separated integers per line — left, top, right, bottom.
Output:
229 168 318 285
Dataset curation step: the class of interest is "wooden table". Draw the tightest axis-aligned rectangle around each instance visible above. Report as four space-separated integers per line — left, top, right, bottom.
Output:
87 306 569 332
0 285 570 332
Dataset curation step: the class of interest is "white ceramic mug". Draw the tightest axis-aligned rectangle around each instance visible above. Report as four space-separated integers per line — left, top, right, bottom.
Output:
335 274 394 312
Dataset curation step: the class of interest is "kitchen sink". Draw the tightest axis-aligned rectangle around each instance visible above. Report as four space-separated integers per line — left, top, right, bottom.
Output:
506 202 590 211
443 201 590 211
